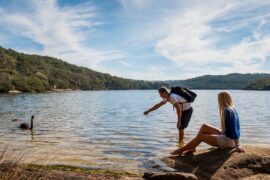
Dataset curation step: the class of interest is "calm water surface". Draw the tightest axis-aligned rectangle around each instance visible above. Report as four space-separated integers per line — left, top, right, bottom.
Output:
0 90 269 174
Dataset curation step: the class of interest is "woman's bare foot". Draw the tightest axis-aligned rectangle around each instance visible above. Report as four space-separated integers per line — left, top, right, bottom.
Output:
170 148 184 155
170 148 196 156
183 149 196 155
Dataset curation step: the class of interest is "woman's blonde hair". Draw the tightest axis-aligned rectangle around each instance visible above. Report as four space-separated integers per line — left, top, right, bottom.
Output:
218 91 234 131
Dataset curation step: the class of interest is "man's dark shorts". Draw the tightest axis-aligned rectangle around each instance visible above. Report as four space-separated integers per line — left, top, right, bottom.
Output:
180 107 193 129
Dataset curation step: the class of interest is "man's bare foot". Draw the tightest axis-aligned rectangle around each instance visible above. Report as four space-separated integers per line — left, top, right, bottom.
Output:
179 138 184 143
177 140 185 148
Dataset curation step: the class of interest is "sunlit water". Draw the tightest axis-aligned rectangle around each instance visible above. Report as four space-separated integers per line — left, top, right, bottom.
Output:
0 90 269 174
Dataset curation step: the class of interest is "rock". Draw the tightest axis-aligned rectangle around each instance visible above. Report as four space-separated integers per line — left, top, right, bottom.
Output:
242 174 270 180
143 172 197 180
8 90 22 94
120 176 142 180
163 146 270 180
35 72 48 81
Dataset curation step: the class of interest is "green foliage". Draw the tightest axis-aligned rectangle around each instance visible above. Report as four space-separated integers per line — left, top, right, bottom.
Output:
12 77 30 92
166 73 270 89
12 76 47 92
0 52 16 70
0 72 14 92
1 45 269 92
245 78 270 90
0 46 166 92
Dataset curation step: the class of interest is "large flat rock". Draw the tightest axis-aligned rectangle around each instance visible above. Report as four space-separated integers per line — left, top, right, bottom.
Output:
162 146 270 180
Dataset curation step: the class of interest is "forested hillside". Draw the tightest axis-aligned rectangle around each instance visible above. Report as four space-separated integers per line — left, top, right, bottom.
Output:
245 78 270 90
0 46 166 92
165 73 270 89
1 46 269 93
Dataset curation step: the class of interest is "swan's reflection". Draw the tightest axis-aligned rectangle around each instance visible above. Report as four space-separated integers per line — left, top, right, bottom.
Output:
30 129 34 141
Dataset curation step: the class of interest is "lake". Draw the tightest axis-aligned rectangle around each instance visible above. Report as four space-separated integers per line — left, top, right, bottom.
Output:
0 90 269 174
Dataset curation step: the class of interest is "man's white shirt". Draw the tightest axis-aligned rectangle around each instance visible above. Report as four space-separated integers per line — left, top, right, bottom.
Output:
162 93 192 111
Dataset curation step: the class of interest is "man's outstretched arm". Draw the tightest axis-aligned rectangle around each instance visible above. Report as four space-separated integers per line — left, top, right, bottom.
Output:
144 101 166 115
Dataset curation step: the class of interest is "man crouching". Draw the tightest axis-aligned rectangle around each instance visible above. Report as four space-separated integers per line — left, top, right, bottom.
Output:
144 87 194 143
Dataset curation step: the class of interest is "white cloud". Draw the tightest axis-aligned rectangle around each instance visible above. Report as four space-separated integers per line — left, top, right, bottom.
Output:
154 0 270 75
99 66 171 80
0 0 123 69
119 0 151 10
1 0 270 80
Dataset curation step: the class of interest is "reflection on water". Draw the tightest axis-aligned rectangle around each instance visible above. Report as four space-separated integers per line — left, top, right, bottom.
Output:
0 90 269 174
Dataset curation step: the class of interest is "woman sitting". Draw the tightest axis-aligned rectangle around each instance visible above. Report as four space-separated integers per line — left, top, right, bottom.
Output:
171 91 245 155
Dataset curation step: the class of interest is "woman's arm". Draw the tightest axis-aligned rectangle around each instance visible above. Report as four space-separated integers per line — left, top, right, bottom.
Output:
224 109 244 152
144 101 166 115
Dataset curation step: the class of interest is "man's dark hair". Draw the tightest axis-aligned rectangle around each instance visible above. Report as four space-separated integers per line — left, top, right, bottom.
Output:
158 86 169 93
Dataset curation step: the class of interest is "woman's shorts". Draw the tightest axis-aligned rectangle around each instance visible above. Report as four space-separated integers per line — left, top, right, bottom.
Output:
216 134 236 149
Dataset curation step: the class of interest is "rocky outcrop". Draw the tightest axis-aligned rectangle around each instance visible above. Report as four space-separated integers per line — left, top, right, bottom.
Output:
162 146 270 180
8 90 22 94
35 72 48 81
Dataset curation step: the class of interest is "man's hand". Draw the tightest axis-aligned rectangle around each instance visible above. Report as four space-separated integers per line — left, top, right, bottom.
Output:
177 121 182 129
235 145 245 153
143 101 166 116
144 110 149 115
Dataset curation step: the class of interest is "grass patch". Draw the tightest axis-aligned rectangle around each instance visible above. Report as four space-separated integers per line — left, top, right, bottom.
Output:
26 164 141 177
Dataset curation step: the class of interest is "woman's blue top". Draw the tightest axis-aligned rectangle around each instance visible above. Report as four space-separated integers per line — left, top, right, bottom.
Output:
224 107 240 139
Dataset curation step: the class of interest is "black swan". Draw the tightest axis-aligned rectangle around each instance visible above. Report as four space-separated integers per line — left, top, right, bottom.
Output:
19 116 34 129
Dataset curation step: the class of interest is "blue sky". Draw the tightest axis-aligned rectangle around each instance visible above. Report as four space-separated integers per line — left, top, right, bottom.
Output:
0 0 270 80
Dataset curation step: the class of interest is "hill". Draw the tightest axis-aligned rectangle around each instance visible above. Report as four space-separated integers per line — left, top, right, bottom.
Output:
1 46 270 92
0 46 167 92
165 73 270 89
245 78 270 90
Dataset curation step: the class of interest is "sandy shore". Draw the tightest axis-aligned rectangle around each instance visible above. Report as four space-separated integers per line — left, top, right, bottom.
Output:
1 146 269 179
45 88 78 93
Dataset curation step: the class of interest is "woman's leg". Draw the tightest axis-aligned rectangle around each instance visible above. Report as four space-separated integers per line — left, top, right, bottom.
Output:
171 133 220 155
198 124 221 135
182 124 220 151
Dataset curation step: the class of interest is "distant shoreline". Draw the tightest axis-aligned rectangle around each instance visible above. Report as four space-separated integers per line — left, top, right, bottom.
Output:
6 88 80 94
45 88 80 93
4 88 270 94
